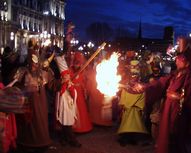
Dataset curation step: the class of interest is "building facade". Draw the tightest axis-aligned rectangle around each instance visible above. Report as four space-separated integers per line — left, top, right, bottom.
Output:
0 0 66 52
114 25 174 54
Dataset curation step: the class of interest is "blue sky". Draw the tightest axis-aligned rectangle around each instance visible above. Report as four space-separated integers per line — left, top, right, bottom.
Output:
65 0 191 41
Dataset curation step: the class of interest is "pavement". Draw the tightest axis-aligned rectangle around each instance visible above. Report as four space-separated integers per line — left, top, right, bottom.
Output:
45 125 154 153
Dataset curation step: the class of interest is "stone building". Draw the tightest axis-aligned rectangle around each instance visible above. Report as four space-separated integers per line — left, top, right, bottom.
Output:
0 0 66 52
114 20 174 54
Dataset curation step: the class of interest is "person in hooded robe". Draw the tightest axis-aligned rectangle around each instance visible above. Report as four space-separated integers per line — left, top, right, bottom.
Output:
70 52 93 133
85 62 113 126
11 42 61 152
117 60 149 146
148 64 163 143
133 36 191 153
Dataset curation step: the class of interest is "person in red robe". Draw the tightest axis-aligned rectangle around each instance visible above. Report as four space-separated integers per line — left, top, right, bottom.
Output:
70 52 93 133
134 37 191 153
85 65 113 126
0 83 17 153
0 46 24 153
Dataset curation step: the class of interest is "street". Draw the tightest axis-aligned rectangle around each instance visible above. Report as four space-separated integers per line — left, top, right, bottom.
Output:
45 125 154 153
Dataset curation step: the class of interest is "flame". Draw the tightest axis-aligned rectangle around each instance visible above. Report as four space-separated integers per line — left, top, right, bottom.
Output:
96 52 121 97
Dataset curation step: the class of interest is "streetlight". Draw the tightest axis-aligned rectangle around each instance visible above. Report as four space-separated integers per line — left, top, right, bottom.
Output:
87 41 94 48
78 46 83 51
40 31 51 47
10 32 14 40
70 38 79 46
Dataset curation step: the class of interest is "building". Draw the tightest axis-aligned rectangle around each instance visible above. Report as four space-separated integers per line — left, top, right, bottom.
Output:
0 0 66 52
114 20 174 54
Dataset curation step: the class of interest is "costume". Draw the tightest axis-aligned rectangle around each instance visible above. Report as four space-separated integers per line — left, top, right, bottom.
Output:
15 67 57 147
71 71 93 132
145 67 191 153
0 112 17 153
142 38 191 153
118 89 147 134
0 83 17 153
0 47 25 153
55 55 77 126
117 60 148 146
71 52 92 133
148 65 163 141
56 71 77 126
13 52 60 149
55 55 81 147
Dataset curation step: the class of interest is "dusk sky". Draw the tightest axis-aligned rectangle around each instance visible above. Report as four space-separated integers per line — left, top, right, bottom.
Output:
65 0 191 41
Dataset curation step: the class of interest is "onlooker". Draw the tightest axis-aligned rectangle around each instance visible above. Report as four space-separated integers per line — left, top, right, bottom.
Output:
1 46 20 86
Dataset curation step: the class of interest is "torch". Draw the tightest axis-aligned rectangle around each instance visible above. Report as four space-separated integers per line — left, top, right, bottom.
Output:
72 42 106 80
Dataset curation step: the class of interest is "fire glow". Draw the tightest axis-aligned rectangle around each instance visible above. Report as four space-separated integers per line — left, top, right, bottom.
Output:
96 52 121 97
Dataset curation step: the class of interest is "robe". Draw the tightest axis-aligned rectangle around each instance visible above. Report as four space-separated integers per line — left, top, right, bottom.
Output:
145 68 191 153
72 72 93 133
118 89 148 134
14 67 60 147
0 83 17 153
56 89 77 126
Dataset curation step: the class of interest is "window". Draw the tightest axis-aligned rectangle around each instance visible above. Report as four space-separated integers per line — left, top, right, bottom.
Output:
23 20 27 29
12 8 18 21
56 5 59 17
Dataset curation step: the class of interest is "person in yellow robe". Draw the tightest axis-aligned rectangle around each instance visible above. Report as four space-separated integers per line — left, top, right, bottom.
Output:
117 60 148 146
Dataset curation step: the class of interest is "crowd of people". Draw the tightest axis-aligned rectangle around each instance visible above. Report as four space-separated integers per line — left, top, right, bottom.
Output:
0 34 191 153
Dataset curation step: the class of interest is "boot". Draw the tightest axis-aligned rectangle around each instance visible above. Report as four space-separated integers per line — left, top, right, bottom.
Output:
62 126 82 148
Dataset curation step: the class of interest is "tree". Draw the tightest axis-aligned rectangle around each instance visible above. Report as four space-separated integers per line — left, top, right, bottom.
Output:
114 26 133 38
